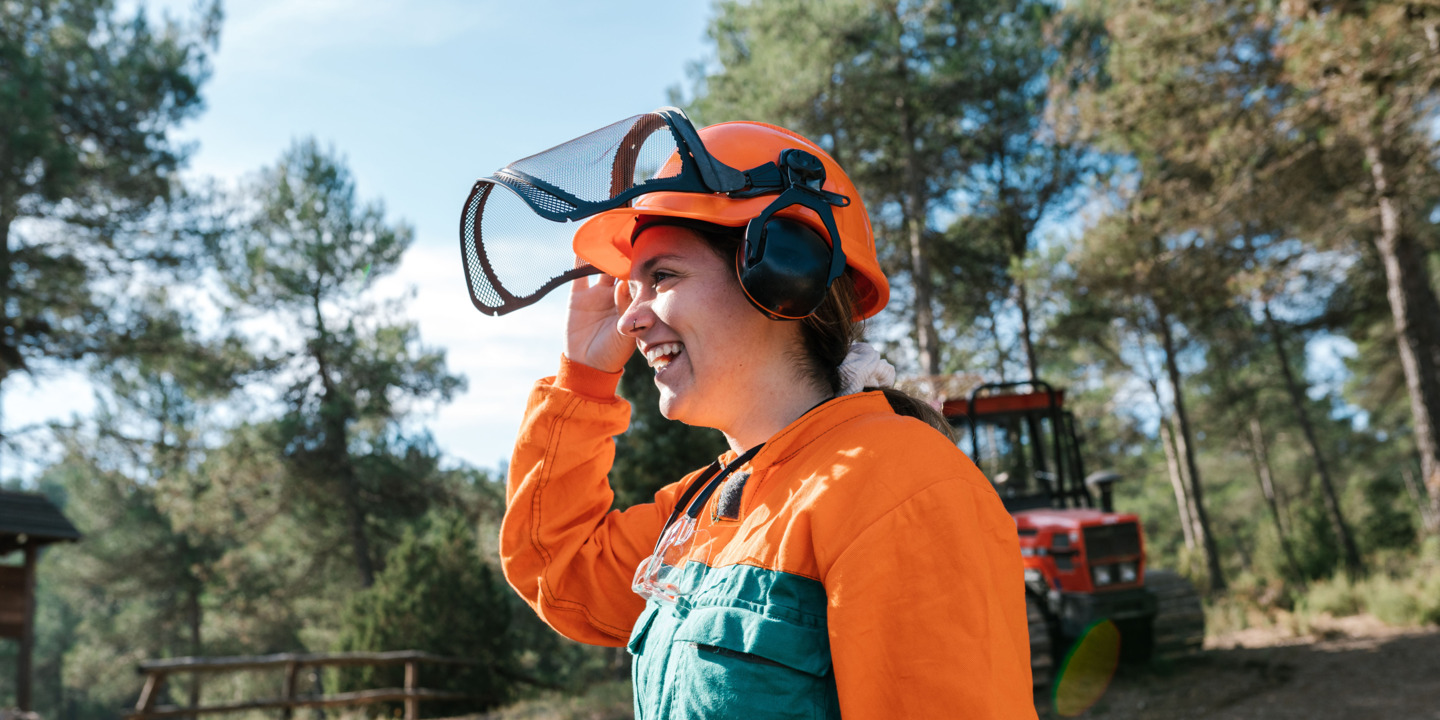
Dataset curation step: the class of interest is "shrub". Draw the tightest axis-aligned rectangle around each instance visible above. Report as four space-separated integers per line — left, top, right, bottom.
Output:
1300 576 1361 617
1358 575 1422 627
1418 571 1440 626
1357 475 1416 551
336 511 518 715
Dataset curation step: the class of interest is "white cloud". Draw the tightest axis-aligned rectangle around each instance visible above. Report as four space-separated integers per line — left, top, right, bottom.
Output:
376 241 570 470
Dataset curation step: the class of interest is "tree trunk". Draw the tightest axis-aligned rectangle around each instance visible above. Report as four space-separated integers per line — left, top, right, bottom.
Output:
1016 279 1039 381
1246 417 1307 586
1366 142 1440 533
1264 304 1364 575
1139 330 1196 551
906 203 940 376
890 20 941 377
1159 420 1197 551
1401 463 1440 535
1169 412 1208 552
989 314 1008 384
1157 309 1226 591
1000 142 1039 381
313 293 375 588
904 155 938 377
0 213 11 481
335 424 375 588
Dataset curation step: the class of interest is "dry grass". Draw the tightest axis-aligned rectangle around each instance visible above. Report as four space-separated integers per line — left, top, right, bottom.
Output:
1204 539 1440 643
440 681 632 720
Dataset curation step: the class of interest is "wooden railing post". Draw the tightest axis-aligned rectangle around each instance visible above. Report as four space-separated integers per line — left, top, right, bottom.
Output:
135 670 168 719
280 661 300 720
123 651 480 720
403 661 418 720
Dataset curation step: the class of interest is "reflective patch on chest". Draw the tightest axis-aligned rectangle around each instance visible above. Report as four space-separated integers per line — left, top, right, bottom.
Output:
714 471 749 521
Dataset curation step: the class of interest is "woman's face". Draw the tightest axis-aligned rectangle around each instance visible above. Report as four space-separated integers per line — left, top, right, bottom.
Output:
617 224 803 430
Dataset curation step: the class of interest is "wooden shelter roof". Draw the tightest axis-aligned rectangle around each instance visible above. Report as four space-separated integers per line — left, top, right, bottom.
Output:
0 491 81 553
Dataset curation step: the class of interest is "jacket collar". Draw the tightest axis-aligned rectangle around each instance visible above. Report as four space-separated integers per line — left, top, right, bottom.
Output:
717 391 895 473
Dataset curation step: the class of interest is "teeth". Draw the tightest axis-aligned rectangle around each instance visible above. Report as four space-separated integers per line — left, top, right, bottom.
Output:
644 342 683 368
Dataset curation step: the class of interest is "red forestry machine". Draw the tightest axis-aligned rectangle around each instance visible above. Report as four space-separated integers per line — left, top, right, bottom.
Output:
943 380 1205 688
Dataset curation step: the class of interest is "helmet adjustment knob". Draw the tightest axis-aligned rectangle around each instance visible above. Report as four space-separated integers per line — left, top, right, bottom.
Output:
780 149 827 189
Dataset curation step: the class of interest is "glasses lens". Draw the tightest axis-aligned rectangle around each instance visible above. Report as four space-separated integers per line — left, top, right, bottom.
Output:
632 516 709 604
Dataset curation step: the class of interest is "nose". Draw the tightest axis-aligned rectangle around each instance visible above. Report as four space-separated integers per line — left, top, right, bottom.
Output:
616 281 653 338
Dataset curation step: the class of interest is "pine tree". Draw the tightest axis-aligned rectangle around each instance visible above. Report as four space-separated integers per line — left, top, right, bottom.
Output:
0 0 219 467
691 0 1063 377
218 140 464 588
1277 0 1440 534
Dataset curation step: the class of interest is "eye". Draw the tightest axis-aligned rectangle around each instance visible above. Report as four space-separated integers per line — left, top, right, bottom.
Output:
649 269 677 287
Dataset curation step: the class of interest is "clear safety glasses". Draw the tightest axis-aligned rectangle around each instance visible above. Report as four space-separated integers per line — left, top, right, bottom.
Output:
631 514 709 605
632 444 762 605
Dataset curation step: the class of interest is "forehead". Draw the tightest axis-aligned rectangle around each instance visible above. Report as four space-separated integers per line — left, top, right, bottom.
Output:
627 225 716 279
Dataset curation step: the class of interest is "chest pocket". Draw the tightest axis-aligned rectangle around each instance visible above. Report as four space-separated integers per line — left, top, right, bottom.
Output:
666 604 838 720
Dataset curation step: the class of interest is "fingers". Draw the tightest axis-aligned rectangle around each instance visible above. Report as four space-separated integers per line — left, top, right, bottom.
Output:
614 277 633 313
569 268 617 293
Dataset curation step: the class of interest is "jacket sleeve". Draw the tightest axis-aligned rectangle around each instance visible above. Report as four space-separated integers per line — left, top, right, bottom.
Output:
500 355 686 646
821 460 1037 719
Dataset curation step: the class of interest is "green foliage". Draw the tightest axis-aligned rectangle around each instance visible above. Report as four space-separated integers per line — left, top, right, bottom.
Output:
1288 489 1344 581
1356 475 1416 552
337 512 517 715
1294 567 1440 628
15 3 1440 719
1300 575 1363 618
20 134 471 720
0 0 218 217
0 0 219 390
40 449 219 719
692 0 1075 376
218 139 466 588
1360 576 1422 627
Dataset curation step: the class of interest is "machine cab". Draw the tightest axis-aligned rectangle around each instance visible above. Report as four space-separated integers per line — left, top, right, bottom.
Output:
944 380 1096 513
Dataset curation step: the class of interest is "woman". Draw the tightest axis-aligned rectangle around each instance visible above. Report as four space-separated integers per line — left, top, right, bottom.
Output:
500 120 1035 719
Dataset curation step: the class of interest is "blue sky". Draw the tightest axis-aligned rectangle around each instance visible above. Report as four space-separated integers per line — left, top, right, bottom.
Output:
7 0 1366 481
10 0 716 475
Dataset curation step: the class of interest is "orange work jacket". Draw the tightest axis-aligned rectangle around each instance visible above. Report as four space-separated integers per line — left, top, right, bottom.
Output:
501 357 1037 719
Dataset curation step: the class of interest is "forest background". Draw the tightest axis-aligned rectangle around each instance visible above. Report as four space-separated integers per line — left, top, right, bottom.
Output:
4 0 1440 717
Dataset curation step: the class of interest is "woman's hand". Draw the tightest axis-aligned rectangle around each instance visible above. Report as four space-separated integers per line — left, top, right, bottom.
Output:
564 270 634 374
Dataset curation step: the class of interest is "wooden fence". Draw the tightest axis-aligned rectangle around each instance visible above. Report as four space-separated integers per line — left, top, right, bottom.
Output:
126 651 481 720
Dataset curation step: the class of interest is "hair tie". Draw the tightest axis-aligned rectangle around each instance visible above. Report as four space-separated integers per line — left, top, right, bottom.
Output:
839 342 895 395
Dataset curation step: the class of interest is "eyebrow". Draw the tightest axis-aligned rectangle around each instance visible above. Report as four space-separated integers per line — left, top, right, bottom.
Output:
633 253 686 280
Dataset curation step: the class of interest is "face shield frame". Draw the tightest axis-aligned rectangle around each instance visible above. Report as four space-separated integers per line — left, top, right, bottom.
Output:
459 108 850 316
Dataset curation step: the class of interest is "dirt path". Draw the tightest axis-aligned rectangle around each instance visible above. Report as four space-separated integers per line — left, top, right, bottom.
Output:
1038 615 1440 719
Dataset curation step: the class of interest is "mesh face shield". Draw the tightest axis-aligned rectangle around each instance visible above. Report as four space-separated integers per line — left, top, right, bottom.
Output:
459 108 749 316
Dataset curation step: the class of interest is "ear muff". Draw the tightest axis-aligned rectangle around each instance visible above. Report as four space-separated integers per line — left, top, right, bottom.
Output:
736 217 834 320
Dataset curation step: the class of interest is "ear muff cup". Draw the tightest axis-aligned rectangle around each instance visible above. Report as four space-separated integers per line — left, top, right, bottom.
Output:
736 217 834 320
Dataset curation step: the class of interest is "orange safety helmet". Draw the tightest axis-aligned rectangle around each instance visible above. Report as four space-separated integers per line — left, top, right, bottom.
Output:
572 121 889 320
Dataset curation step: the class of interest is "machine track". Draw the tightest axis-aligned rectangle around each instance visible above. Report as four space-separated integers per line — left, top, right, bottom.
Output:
1144 569 1205 659
1027 593 1054 690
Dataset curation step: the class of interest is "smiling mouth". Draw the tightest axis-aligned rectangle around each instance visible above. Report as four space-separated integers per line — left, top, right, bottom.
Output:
644 342 684 373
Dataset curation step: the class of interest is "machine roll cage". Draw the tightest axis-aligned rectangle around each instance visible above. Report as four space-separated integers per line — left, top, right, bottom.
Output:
944 380 1098 513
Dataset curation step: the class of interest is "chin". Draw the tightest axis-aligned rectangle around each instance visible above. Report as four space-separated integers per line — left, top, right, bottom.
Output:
656 391 682 421
655 390 709 428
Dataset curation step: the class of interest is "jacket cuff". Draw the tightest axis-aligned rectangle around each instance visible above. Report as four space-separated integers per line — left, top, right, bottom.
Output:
556 354 624 401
